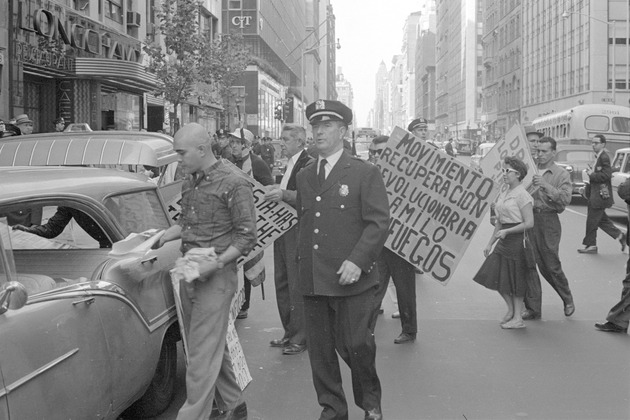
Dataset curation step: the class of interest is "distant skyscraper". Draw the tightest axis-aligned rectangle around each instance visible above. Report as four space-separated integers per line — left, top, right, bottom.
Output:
336 67 354 111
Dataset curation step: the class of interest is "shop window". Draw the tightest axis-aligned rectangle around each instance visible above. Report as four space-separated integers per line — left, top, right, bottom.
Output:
228 0 242 10
73 0 89 12
105 0 124 23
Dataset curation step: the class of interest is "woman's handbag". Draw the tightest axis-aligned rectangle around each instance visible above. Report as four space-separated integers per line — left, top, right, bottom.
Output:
523 230 537 269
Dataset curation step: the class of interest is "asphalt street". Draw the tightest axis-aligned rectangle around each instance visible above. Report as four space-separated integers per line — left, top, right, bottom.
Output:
148 162 630 420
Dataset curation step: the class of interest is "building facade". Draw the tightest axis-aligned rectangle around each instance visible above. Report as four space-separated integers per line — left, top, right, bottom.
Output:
435 0 483 142
520 0 629 125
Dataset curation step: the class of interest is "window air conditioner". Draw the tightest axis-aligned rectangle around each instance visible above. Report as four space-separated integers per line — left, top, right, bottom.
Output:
127 11 141 27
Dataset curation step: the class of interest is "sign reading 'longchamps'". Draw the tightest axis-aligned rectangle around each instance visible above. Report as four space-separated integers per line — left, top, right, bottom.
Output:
16 0 142 63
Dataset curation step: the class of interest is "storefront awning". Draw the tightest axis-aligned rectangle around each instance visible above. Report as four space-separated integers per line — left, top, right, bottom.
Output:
75 58 158 92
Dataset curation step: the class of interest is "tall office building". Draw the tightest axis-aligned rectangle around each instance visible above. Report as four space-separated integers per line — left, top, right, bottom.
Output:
520 0 629 125
435 0 483 141
336 67 353 109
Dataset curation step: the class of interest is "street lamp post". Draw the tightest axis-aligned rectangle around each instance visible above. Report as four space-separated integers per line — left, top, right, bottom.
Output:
562 10 616 103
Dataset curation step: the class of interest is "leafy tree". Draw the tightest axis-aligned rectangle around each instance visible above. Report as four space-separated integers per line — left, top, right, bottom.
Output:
144 0 250 132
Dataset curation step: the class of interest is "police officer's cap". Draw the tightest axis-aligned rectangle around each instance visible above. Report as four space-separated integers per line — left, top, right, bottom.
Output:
306 100 352 125
407 118 428 132
216 128 229 137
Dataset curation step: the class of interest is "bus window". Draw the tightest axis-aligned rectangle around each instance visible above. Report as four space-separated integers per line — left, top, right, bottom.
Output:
612 116 630 133
584 115 609 131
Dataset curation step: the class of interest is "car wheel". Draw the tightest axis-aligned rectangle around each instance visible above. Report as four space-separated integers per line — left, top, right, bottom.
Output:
124 334 177 418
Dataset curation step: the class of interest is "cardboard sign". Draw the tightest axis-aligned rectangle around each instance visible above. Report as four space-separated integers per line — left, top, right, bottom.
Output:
479 123 539 195
375 127 498 285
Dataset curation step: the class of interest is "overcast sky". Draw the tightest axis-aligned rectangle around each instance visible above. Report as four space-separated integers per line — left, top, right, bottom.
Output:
333 0 423 127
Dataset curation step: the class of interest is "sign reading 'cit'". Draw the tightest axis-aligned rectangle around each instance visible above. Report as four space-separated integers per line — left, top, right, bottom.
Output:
231 15 253 29
18 6 142 63
375 127 498 285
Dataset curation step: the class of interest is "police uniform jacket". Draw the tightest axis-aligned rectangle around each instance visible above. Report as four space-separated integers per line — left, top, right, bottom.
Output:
296 151 390 297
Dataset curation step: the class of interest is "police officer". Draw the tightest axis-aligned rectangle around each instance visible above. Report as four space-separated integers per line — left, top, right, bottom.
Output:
296 99 390 420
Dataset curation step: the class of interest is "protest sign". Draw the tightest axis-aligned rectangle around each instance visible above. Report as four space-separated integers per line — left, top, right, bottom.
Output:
479 123 539 195
375 127 498 285
165 159 298 266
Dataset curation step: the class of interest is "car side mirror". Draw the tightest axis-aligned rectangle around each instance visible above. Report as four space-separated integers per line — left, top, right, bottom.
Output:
0 281 28 313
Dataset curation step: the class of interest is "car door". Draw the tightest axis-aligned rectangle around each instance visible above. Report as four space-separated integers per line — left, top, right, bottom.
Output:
611 150 629 212
0 292 114 420
96 189 179 412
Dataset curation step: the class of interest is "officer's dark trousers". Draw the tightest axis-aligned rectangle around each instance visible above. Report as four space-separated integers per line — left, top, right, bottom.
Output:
525 212 573 315
371 248 417 334
304 289 381 420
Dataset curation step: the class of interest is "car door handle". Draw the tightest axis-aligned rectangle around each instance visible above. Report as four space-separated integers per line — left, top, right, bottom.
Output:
141 256 158 265
72 297 95 306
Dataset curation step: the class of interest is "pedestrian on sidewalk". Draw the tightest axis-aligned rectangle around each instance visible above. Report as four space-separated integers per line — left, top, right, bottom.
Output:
263 124 313 355
578 134 626 254
296 99 390 420
155 123 257 420
369 135 418 344
522 136 576 320
473 156 534 329
230 128 274 319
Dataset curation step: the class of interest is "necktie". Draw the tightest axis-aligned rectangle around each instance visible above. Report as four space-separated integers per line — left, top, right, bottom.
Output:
318 159 327 186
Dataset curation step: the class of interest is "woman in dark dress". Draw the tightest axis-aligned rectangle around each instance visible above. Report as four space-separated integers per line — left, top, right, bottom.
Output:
473 156 534 329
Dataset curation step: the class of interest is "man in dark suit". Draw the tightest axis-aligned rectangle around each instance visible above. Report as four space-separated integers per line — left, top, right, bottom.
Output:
578 134 626 254
595 179 630 333
263 124 314 355
296 100 390 420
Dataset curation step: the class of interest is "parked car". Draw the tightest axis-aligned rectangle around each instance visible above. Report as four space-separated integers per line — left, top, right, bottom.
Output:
0 131 182 220
611 147 630 213
455 138 474 155
470 142 496 171
554 144 594 195
0 166 181 419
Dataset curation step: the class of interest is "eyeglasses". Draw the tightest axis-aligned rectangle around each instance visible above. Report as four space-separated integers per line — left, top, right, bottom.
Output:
369 149 383 156
501 168 520 175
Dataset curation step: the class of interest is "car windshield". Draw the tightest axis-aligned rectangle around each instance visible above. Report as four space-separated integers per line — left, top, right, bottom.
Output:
104 190 170 236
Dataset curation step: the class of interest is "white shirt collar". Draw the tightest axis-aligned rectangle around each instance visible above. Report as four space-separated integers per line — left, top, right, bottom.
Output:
318 148 344 174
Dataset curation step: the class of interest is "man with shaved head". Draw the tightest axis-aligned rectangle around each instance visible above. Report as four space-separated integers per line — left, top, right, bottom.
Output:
156 123 256 420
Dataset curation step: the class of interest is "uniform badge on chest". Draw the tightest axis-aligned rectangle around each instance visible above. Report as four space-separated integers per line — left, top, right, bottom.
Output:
339 184 349 197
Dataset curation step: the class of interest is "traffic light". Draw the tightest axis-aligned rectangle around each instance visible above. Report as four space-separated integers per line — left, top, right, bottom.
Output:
274 104 283 120
283 100 292 123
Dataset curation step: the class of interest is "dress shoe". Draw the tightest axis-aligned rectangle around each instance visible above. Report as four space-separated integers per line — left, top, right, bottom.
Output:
269 337 290 347
364 407 383 420
618 233 627 252
236 309 248 319
394 332 416 344
209 402 247 420
595 321 628 333
391 311 400 319
377 307 384 314
282 343 307 355
564 302 575 317
577 245 598 254
521 309 541 320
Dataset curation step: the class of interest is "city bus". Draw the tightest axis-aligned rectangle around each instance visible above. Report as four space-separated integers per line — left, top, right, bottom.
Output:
532 104 630 155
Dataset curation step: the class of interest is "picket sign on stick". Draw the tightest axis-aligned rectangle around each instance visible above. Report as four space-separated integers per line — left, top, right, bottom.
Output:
479 123 539 196
375 127 499 285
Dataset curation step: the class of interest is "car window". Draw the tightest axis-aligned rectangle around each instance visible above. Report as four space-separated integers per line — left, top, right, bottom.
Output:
104 189 170 236
612 152 627 173
0 205 111 250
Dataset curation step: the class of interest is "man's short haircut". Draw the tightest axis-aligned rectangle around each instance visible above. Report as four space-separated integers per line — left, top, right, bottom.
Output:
282 124 307 146
539 136 557 150
593 134 607 144
371 135 389 145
